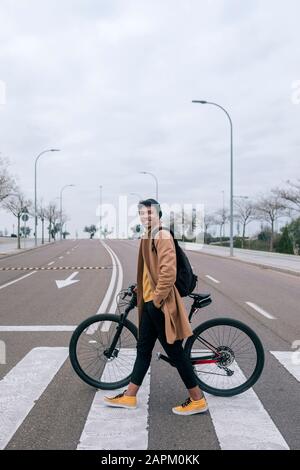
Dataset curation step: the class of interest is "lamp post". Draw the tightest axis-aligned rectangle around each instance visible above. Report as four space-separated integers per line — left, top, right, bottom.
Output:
221 190 225 240
99 185 102 239
192 100 234 256
34 149 60 246
139 171 158 201
60 184 75 241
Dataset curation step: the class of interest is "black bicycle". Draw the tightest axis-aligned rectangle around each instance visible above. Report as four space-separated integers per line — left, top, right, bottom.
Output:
69 284 264 397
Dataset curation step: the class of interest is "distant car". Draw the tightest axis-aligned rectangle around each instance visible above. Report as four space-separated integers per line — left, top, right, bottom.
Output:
10 234 17 237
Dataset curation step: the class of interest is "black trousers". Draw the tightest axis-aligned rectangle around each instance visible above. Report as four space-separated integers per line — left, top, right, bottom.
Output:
130 300 198 389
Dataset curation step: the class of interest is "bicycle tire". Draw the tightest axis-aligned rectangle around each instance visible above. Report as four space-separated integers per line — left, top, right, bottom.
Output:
184 317 265 397
69 313 138 390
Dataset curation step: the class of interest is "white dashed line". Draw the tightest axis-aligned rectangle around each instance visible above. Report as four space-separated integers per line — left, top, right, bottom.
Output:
0 271 37 290
205 275 220 283
245 302 276 320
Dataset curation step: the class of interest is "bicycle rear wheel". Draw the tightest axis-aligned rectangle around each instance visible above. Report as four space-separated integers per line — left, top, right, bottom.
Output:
185 317 264 397
69 314 138 390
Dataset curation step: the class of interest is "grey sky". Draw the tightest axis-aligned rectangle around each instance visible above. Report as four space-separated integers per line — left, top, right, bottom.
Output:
0 0 299 238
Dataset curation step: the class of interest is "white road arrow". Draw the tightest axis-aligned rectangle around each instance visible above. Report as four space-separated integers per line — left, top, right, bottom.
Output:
55 271 80 289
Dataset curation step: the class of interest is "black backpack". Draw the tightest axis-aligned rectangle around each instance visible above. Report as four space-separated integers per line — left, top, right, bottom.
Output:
151 226 198 297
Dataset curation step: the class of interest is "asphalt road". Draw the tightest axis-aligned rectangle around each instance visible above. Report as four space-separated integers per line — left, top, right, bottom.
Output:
0 238 299 450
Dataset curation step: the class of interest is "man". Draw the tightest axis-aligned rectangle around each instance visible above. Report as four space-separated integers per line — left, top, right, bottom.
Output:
104 198 208 415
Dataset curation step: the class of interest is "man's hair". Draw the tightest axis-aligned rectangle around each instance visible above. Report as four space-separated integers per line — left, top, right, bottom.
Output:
138 198 162 219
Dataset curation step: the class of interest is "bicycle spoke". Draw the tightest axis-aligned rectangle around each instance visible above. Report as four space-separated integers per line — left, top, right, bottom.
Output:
189 322 261 392
74 317 137 387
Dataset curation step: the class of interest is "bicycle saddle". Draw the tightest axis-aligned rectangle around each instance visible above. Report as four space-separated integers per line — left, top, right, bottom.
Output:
189 292 211 301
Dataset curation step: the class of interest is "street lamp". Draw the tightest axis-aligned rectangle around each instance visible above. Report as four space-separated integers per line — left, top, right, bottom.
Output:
34 149 60 246
139 171 158 200
192 100 234 256
99 185 102 239
221 190 225 240
60 184 75 241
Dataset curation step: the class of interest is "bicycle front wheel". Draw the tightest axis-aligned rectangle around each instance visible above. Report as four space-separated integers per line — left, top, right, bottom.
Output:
185 317 265 397
69 314 138 390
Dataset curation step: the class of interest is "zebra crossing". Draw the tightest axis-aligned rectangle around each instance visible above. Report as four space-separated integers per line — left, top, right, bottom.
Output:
0 347 69 449
0 347 299 450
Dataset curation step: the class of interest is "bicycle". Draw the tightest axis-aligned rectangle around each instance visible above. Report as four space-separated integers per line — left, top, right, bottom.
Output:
69 284 265 397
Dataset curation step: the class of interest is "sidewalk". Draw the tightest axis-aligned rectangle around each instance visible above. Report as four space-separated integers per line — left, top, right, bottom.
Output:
0 237 55 257
180 241 300 276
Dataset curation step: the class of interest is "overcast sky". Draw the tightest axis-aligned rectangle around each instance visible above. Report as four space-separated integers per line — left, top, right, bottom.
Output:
0 0 299 238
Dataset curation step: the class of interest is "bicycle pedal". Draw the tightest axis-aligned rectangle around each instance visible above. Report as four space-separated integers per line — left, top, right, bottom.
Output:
156 352 161 361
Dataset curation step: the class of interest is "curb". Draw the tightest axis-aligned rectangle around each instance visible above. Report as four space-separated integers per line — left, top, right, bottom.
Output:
182 245 300 278
0 241 58 261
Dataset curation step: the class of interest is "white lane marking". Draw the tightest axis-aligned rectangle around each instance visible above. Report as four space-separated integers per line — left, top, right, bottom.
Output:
0 326 76 331
55 271 80 289
66 251 70 255
59 256 63 259
0 347 68 450
84 240 120 335
47 261 55 266
245 302 276 320
0 271 37 290
95 241 118 315
203 364 289 450
104 241 124 313
270 351 300 382
100 241 124 331
205 275 220 283
77 361 150 450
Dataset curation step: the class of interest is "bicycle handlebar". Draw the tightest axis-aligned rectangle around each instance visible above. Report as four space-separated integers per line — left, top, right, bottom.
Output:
121 284 137 300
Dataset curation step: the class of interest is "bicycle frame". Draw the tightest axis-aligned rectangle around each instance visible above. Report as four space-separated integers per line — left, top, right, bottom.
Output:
70 284 264 395
109 287 222 368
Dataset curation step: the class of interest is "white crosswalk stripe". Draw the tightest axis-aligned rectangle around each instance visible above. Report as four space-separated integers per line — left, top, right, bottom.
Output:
77 372 151 450
77 348 150 450
204 378 289 449
0 348 299 449
0 347 68 450
270 351 300 382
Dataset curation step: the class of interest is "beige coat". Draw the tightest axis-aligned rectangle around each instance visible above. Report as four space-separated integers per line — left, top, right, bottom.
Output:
136 224 193 344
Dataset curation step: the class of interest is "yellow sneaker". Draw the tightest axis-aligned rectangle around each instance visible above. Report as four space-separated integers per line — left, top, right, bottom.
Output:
103 390 137 409
172 396 208 416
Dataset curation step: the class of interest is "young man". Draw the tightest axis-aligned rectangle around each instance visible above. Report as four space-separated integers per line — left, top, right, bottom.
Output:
104 198 208 415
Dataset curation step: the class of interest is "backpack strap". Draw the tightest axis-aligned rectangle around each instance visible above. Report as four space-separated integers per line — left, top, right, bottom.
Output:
151 226 175 254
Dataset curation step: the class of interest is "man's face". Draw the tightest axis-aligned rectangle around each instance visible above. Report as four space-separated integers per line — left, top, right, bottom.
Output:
138 205 159 229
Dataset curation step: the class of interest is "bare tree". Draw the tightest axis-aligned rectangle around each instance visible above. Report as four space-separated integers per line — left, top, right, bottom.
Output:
84 224 97 239
60 212 69 239
234 199 255 248
101 225 114 239
44 202 60 242
272 179 300 215
0 155 17 203
2 192 32 249
253 194 286 251
204 213 218 244
33 199 48 244
214 208 229 245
